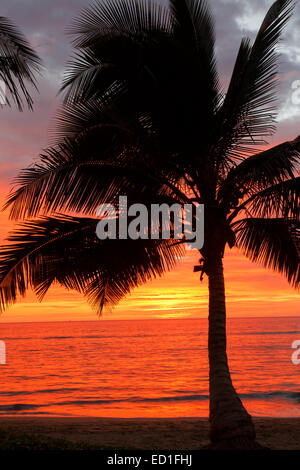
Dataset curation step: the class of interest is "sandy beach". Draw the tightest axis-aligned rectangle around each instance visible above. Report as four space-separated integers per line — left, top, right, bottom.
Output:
0 417 299 450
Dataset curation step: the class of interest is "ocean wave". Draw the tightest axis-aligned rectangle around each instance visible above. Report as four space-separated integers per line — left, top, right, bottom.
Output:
0 404 40 412
1 391 299 413
3 330 300 342
0 396 207 412
239 391 300 401
234 331 300 336
2 334 157 341
43 334 156 340
0 388 80 397
55 391 300 405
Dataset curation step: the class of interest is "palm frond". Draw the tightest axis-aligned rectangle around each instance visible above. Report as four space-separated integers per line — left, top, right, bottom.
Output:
214 0 294 162
61 0 172 105
0 16 41 110
236 176 300 220
4 132 189 220
60 29 171 105
60 49 117 105
233 217 300 287
69 0 171 48
4 135 128 219
170 0 215 58
83 236 183 313
219 136 300 211
60 0 220 162
0 215 184 313
169 0 219 124
54 93 130 142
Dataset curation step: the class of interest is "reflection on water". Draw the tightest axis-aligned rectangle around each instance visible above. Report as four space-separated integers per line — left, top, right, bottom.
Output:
0 317 299 417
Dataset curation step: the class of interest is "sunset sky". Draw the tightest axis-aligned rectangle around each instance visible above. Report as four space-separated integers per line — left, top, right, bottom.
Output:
0 0 299 322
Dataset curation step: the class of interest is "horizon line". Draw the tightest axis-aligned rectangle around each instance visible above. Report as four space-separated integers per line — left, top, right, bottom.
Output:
0 314 299 324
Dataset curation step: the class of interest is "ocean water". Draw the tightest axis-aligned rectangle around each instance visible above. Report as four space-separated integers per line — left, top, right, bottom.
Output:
0 317 299 417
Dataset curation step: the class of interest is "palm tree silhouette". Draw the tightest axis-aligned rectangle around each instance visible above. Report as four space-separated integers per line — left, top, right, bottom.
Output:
0 0 299 449
0 16 41 109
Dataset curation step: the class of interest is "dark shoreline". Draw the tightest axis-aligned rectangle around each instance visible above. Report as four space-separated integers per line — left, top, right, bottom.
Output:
0 417 300 450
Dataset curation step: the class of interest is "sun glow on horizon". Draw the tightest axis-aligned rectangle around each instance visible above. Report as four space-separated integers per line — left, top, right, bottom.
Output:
0 243 298 322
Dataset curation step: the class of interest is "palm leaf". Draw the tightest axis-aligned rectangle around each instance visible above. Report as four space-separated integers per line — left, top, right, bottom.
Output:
61 29 172 105
61 49 118 105
236 176 300 220
60 0 220 164
0 16 41 110
219 136 300 211
169 0 218 89
61 0 172 105
170 0 215 58
233 217 300 287
214 0 294 162
0 215 183 313
54 93 131 142
4 129 189 220
69 0 171 47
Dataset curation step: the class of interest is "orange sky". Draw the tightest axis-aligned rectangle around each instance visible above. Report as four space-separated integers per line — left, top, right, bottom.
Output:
0 246 298 322
0 185 299 322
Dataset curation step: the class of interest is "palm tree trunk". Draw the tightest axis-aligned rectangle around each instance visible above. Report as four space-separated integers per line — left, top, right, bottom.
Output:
207 255 259 449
